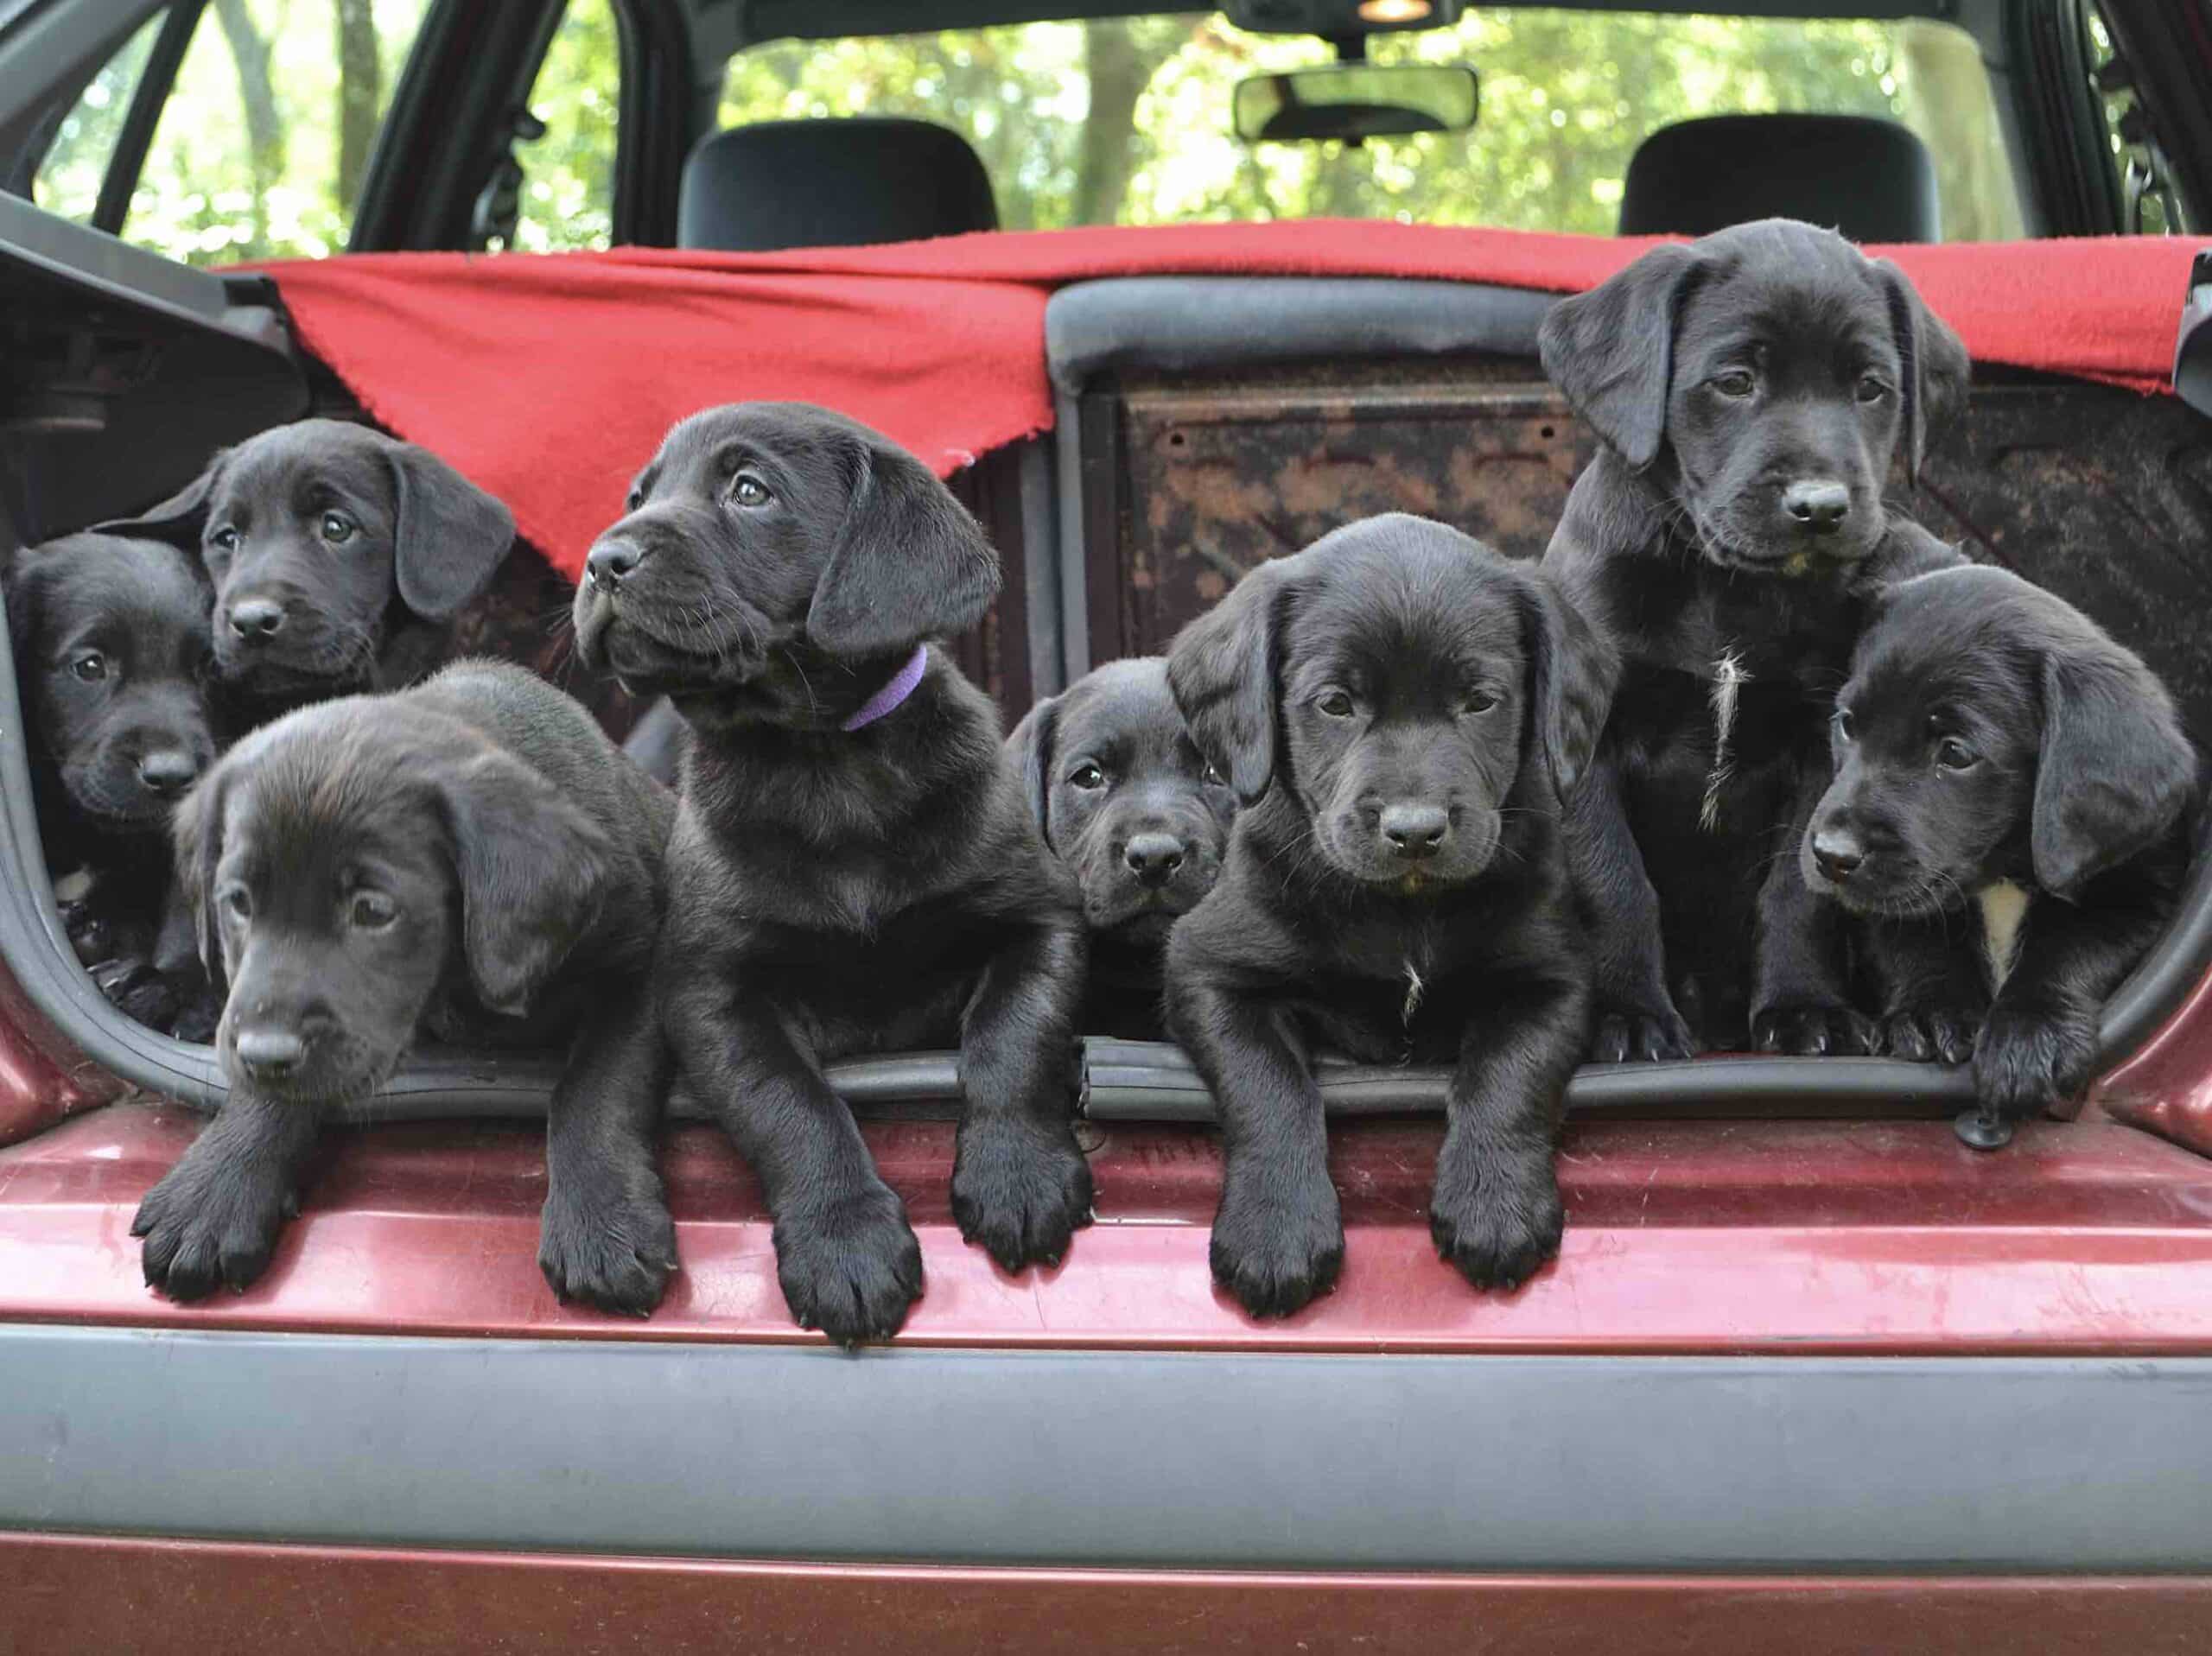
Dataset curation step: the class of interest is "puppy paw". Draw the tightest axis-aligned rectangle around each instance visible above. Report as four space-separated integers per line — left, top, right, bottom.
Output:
1590 1006 1694 1063
772 1186 924 1346
1430 1163 1564 1292
539 1180 679 1317
1210 1177 1344 1319
169 989 224 1047
91 956 179 1031
950 1120 1094 1273
1973 999 2100 1124
60 900 113 968
131 1155 297 1301
1881 1003 1982 1066
1751 1002 1879 1058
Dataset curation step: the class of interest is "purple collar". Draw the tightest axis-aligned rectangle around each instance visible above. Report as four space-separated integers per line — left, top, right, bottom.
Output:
842 644 930 732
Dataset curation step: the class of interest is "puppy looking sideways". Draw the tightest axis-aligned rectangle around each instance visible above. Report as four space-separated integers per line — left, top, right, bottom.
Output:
1166 515 1612 1317
575 403 1090 1345
1802 566 2198 1144
1540 218 1967 1062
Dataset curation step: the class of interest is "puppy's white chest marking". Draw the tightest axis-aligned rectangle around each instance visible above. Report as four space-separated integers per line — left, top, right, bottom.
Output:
1402 960 1427 1026
1700 649 1751 833
1977 879 2031 990
51 868 95 906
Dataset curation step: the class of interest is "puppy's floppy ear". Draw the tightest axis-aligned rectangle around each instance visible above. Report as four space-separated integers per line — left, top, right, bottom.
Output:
383 440 516 622
2031 639 2196 900
92 453 227 549
807 434 1001 657
1006 692 1060 844
1538 244 1704 473
1521 574 1618 800
1872 259 1970 484
171 764 232 983
1167 560 1287 806
435 752 614 1018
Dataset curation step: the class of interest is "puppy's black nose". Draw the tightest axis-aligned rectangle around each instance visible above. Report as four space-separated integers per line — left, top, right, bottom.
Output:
1783 480 1852 535
1124 832 1185 888
585 540 644 589
1810 829 1865 882
228 599 285 641
1381 803 1450 861
233 1026 307 1083
137 750 200 798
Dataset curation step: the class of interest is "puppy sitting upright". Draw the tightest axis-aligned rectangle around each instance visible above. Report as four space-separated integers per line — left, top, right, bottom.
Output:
6 531 218 1031
1165 515 1611 1317
1802 566 2197 1143
135 661 677 1310
1009 657 1235 1039
97 419 515 729
1540 219 1968 1062
575 403 1091 1345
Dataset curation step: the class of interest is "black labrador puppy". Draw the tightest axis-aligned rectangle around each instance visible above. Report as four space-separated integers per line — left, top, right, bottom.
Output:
1538 218 1969 1061
5 531 219 1031
1008 657 1235 1039
97 419 515 730
575 402 1090 1345
1802 566 2197 1140
1164 514 1611 1318
134 660 677 1311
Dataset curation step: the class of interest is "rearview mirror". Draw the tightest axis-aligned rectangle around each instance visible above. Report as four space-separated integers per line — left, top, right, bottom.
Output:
1233 63 1478 144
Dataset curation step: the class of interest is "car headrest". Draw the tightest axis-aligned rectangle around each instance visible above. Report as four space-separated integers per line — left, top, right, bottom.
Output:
678 117 998 252
1618 114 1942 244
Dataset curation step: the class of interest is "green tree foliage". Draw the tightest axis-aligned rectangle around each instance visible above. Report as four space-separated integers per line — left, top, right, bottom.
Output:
34 5 2025 269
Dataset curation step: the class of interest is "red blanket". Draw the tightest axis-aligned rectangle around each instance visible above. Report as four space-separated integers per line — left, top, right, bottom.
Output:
250 223 2197 580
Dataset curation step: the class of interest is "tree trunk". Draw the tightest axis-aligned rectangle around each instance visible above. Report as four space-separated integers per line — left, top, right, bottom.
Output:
213 0 282 248
335 0 381 214
1072 22 1153 226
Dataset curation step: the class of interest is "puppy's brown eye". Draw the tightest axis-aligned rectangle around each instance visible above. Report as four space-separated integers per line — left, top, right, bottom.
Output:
349 891 398 930
1711 369 1757 398
1935 737 1977 772
319 511 355 544
625 487 645 512
1202 761 1226 787
1462 690 1498 715
1319 689 1356 719
222 886 251 921
69 651 107 682
1834 708 1856 742
1856 375 1890 404
208 527 239 555
1069 763 1106 790
732 474 772 508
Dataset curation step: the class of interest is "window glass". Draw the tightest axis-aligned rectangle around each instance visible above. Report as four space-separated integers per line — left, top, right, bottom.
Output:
510 0 623 253
127 0 431 265
29 10 165 223
722 10 2023 241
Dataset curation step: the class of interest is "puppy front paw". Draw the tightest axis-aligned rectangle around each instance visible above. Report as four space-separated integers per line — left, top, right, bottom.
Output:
91 955 180 1031
131 1154 298 1301
1590 1005 1694 1063
1974 999 2100 1124
1430 1160 1564 1292
950 1119 1094 1273
772 1185 924 1346
1881 1002 1982 1065
539 1177 679 1317
1751 1001 1879 1057
1210 1175 1344 1319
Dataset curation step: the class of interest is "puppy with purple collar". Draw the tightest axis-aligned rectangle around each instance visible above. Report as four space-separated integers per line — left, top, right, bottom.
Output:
575 403 1090 1345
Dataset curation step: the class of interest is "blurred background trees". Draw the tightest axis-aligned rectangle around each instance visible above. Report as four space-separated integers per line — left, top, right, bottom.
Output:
31 3 2023 269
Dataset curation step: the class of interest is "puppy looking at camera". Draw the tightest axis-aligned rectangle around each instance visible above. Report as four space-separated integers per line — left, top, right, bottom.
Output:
1165 515 1611 1318
6 531 219 1033
135 661 677 1311
98 419 515 730
1802 566 2197 1139
1008 657 1235 1039
1540 218 1967 1063
575 403 1090 1346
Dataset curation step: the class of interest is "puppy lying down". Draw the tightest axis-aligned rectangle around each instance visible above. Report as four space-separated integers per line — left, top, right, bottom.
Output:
1802 566 2198 1144
135 660 677 1310
6 531 219 1034
1166 514 1611 1317
1008 657 1235 1039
